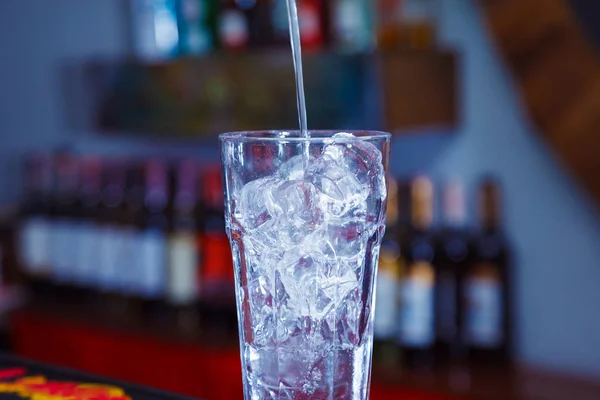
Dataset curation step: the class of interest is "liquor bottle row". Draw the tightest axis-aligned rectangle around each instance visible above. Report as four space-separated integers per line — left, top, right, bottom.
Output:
17 152 234 315
373 176 512 369
131 0 440 59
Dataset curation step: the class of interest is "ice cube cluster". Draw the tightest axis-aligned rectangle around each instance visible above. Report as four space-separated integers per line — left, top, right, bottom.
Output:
234 133 386 346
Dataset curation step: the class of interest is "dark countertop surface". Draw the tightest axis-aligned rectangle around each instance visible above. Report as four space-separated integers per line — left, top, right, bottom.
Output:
0 353 197 400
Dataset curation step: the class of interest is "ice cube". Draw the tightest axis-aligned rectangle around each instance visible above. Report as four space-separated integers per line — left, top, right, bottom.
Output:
269 180 323 245
278 254 315 313
275 271 306 345
276 254 331 320
306 154 367 219
253 309 275 347
332 132 355 139
310 220 375 263
243 237 273 281
249 275 273 308
246 346 279 390
278 155 308 180
238 176 279 230
325 133 387 203
321 267 358 304
307 227 337 261
247 276 275 346
275 249 361 324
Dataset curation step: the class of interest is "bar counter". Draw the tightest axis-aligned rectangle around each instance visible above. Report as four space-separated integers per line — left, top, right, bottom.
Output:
7 302 600 400
0 352 196 400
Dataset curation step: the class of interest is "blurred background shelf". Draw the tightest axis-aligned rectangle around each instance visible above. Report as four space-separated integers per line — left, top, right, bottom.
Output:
69 50 457 137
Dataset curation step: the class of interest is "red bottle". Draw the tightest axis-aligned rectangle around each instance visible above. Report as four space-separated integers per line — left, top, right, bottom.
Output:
218 0 252 50
200 165 233 298
298 0 328 51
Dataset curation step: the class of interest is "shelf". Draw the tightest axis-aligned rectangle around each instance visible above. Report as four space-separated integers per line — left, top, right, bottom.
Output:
10 300 600 400
63 50 458 137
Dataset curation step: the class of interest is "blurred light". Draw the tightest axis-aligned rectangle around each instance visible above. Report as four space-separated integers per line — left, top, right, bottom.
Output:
154 9 179 53
236 0 257 10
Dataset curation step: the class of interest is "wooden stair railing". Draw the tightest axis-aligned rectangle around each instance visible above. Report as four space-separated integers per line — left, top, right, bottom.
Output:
478 0 600 203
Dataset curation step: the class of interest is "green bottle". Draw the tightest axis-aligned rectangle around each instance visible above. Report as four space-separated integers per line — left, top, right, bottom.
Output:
177 0 218 55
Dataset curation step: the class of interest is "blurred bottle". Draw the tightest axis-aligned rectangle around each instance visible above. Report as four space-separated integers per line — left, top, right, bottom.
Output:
434 179 472 365
130 0 181 60
373 177 402 366
397 0 438 50
138 160 170 312
397 176 436 369
395 179 412 368
462 177 511 365
0 215 15 288
331 0 374 52
72 156 103 297
269 0 292 47
167 160 201 333
201 166 232 294
232 0 329 50
177 0 218 55
228 0 281 48
218 0 252 50
376 0 439 51
297 0 328 51
201 165 235 330
49 153 80 288
96 160 128 302
119 163 146 301
18 154 53 295
218 0 328 50
375 0 402 50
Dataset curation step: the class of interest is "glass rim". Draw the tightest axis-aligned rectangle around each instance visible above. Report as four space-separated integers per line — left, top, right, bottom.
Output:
219 130 391 143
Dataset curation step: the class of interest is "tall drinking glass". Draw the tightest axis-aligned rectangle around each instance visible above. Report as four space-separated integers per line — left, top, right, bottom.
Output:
220 131 391 400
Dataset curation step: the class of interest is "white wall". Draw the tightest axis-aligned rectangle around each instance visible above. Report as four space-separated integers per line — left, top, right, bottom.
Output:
1 0 600 379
